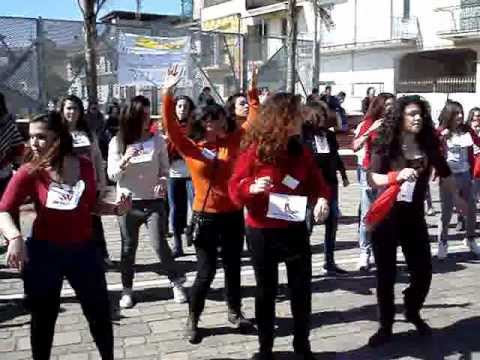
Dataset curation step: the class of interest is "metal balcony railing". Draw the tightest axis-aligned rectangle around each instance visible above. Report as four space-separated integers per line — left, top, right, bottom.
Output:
436 5 480 36
321 16 417 48
397 75 476 94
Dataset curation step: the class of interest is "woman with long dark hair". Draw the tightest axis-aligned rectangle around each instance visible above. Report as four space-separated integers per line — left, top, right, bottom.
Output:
467 106 480 201
1 112 130 360
303 100 349 275
367 96 467 347
352 93 395 271
436 101 480 259
59 95 110 264
108 95 187 308
162 65 258 344
167 95 196 257
225 92 249 131
229 93 331 360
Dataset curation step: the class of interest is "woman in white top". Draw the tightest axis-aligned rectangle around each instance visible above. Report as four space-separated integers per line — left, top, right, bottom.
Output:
59 95 110 264
437 100 480 259
108 95 187 308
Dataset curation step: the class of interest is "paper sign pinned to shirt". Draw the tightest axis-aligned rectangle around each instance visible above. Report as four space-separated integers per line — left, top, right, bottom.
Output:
267 193 307 222
128 139 155 163
396 180 416 203
46 180 85 210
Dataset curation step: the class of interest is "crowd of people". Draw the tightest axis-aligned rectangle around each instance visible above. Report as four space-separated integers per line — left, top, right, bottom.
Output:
0 70 480 359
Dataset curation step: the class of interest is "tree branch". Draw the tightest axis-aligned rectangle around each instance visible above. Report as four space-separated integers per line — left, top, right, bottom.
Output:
95 0 109 17
77 0 86 18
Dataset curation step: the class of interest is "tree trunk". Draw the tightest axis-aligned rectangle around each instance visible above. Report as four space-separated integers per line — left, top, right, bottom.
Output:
312 0 320 92
82 0 98 103
286 0 297 93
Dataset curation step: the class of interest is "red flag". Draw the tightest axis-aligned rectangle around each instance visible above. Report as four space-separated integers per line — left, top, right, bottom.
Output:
364 178 400 232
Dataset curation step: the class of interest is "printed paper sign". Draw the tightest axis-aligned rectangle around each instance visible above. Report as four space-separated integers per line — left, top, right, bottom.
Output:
282 175 300 190
201 148 217 160
448 133 474 148
128 138 155 164
314 135 330 154
46 180 85 210
267 193 307 222
396 180 416 203
71 131 91 148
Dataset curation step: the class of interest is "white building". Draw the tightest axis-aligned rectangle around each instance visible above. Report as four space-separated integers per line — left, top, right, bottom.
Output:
195 0 480 117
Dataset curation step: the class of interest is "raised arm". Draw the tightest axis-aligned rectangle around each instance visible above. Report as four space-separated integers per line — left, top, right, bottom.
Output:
162 65 204 161
242 66 260 132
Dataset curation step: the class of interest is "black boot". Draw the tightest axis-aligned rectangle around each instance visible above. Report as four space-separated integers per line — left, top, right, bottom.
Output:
227 308 253 331
184 313 201 344
405 311 432 336
368 327 392 347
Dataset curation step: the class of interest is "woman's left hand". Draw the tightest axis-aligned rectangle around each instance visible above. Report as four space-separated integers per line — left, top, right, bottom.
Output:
154 178 168 199
115 193 132 216
313 197 330 223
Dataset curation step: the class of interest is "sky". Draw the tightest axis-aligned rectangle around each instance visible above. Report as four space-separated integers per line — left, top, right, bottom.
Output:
0 0 182 21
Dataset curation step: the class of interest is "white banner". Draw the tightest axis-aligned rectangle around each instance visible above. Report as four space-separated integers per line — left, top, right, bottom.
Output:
118 33 190 86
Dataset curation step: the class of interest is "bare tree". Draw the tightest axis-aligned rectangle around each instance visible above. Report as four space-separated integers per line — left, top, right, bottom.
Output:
286 0 297 93
77 0 108 104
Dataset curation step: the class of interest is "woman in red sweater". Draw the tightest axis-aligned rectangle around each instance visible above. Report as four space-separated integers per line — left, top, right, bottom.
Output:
162 65 258 343
229 93 331 360
0 112 130 360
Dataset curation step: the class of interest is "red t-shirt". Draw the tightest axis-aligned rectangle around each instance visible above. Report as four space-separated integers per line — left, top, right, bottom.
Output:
356 116 379 169
0 157 97 246
228 144 331 228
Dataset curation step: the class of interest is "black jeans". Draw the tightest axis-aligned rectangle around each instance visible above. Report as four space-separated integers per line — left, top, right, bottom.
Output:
118 199 183 289
24 240 113 360
167 177 194 252
247 224 312 354
92 215 109 259
306 183 339 267
189 211 245 318
372 207 432 329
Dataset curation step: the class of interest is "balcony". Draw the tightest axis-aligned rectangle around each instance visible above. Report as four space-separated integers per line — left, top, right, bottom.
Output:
397 75 476 93
436 5 480 40
321 17 418 52
204 0 231 7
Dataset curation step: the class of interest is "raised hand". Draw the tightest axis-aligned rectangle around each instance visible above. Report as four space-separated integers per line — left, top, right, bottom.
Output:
163 64 183 95
249 64 258 92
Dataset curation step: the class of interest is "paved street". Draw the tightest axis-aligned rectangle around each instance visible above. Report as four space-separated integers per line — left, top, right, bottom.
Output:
1 171 480 360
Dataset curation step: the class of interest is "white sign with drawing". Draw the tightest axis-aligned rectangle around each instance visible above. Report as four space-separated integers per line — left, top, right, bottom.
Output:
128 138 155 164
266 193 307 222
71 131 91 148
45 180 86 210
396 180 416 203
314 135 330 154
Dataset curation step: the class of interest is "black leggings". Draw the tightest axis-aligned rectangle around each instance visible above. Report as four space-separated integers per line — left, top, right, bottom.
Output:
247 224 312 354
24 240 113 360
189 211 245 318
372 208 432 329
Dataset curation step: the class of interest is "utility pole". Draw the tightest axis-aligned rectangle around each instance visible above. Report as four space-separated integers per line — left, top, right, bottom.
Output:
312 0 320 92
286 0 297 93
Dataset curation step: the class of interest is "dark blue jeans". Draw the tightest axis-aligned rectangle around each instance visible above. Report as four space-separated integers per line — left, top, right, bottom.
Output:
306 183 339 267
23 240 113 360
167 177 194 252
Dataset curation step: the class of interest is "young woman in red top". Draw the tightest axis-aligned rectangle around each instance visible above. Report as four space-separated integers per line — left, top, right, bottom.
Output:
0 112 130 360
162 65 258 343
229 93 331 360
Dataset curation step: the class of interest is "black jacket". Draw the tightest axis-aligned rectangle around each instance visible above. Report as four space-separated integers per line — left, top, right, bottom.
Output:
302 126 347 185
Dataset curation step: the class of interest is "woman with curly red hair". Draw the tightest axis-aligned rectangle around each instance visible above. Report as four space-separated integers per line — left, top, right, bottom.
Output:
229 93 331 360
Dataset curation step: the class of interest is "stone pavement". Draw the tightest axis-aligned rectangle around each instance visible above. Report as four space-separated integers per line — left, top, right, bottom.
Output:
1 171 480 360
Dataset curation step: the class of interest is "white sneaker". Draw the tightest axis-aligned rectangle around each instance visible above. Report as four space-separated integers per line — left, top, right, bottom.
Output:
465 238 480 256
357 252 369 271
172 281 187 304
437 242 448 260
119 289 134 309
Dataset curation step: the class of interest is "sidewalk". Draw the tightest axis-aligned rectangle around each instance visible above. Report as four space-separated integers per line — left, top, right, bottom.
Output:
1 174 480 359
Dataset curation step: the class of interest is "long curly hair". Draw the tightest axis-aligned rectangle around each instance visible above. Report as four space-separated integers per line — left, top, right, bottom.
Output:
365 93 395 120
375 95 440 161
242 92 303 164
